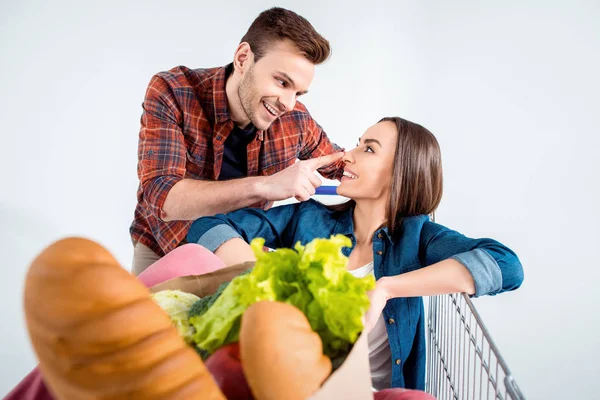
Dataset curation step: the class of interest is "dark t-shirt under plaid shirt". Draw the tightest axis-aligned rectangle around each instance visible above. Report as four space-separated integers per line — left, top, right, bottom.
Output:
219 124 256 180
130 63 344 257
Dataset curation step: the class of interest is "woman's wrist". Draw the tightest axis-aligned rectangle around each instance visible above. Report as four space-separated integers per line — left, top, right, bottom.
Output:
377 276 395 301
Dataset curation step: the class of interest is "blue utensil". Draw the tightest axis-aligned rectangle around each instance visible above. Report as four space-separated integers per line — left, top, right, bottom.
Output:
315 185 337 195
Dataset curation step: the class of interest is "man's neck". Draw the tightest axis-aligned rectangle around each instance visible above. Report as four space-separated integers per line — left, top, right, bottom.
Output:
225 71 251 129
352 199 387 245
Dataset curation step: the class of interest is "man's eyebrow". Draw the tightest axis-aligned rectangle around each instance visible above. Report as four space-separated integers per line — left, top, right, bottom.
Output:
363 138 382 147
277 71 308 95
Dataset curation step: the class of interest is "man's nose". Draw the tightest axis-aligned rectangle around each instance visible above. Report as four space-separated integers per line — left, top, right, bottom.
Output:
279 92 296 112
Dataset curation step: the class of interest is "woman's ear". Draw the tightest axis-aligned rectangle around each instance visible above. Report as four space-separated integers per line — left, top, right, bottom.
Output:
233 42 254 74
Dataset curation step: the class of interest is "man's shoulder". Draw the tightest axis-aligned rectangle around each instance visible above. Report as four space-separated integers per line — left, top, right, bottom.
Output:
150 65 222 90
276 100 315 129
291 100 310 114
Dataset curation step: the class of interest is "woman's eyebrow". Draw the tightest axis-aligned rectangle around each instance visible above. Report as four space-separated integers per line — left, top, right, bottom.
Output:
363 138 382 147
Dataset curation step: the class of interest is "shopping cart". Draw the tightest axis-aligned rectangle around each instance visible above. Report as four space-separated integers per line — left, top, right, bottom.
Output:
425 212 525 400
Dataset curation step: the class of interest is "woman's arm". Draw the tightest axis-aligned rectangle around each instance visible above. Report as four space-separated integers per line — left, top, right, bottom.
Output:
186 202 305 265
418 221 524 297
364 259 475 332
378 258 475 299
364 221 523 332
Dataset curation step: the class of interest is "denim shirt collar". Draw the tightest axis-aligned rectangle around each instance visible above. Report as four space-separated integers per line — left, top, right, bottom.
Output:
332 206 394 250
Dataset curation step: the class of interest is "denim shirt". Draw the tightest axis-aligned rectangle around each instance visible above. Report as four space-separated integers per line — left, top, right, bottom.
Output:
187 200 524 390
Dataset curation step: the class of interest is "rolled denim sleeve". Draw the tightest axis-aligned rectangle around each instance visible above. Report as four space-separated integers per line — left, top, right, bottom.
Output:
420 221 524 297
451 249 503 297
196 225 242 252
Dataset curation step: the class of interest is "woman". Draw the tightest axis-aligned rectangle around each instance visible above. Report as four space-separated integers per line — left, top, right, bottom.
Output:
186 117 524 391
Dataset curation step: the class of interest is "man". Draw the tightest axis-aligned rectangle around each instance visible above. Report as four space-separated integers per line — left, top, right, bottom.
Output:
4 8 347 400
130 7 345 274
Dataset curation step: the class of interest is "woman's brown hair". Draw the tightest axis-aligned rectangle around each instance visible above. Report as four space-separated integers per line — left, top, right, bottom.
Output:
240 7 331 64
329 117 443 238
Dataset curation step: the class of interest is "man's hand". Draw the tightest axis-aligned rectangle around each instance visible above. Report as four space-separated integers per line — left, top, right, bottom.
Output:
258 152 344 202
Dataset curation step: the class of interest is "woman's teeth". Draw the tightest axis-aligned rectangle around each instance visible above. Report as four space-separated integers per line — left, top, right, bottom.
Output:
263 101 277 116
342 171 358 179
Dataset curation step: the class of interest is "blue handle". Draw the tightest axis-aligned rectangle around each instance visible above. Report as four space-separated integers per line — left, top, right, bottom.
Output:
315 185 338 195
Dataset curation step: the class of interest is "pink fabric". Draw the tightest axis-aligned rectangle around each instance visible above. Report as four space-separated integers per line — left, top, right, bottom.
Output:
6 244 225 400
374 388 437 399
3 368 53 400
137 243 226 287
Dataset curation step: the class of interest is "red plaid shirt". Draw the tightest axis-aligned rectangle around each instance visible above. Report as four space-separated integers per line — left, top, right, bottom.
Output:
130 64 344 256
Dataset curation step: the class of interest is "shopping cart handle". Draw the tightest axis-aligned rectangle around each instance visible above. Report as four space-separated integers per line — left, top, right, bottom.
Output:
315 185 338 195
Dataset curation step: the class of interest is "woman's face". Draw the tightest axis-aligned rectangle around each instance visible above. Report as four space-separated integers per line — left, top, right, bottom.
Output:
336 121 398 201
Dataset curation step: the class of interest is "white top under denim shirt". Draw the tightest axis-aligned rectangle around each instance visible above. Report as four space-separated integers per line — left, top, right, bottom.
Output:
186 199 524 390
347 262 393 391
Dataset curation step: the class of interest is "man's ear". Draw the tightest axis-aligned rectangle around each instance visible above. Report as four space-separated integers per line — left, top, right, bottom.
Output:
233 42 254 74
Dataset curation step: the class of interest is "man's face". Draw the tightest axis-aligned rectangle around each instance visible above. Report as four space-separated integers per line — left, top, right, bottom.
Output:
238 40 315 130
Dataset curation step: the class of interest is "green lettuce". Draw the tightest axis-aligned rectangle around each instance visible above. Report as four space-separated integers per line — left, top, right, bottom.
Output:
189 235 375 358
151 289 200 343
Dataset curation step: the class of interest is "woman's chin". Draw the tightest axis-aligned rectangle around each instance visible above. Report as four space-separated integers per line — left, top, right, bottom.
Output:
335 186 353 199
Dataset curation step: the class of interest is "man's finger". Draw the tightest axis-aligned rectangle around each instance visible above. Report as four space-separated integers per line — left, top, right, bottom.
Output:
308 151 345 170
295 187 312 202
307 172 322 188
263 201 274 211
303 181 316 196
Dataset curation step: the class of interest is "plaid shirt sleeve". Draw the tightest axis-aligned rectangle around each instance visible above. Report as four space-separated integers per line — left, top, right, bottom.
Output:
298 117 345 180
137 75 187 219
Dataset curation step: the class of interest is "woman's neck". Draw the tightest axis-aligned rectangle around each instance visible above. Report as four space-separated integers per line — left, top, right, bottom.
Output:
352 199 387 245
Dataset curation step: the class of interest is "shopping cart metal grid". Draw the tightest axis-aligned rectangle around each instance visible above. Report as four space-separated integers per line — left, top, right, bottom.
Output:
426 293 526 400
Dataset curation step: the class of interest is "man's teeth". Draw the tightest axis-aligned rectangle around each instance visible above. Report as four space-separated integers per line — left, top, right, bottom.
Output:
343 171 358 179
263 101 277 116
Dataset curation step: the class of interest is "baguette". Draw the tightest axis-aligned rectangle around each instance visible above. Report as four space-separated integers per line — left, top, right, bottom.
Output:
23 237 226 400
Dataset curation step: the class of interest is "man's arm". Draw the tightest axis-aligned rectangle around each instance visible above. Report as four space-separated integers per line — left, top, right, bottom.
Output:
162 152 344 221
161 177 265 221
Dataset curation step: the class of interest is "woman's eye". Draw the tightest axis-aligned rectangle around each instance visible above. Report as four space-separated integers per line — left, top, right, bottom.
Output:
365 146 374 153
276 79 286 87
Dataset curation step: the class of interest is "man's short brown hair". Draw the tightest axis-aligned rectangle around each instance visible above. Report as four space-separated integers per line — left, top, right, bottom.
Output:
241 7 331 64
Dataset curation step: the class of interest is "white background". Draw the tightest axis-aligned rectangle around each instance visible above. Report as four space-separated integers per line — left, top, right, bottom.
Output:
1 0 599 398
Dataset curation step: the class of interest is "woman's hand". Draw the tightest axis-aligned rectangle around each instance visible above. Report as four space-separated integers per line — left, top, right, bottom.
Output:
364 278 391 333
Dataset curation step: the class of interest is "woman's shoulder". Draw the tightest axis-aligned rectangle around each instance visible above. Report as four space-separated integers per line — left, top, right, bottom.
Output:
400 215 434 232
388 215 439 244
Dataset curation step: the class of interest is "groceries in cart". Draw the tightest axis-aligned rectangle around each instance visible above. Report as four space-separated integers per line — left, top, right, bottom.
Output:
20 235 437 400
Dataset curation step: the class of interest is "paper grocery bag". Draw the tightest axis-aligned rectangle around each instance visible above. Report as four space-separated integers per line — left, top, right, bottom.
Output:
309 332 373 400
149 261 254 296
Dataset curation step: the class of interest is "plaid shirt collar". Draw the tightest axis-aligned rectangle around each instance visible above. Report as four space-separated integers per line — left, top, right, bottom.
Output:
212 63 264 141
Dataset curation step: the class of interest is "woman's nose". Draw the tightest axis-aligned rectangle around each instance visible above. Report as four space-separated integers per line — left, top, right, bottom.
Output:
342 151 355 164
